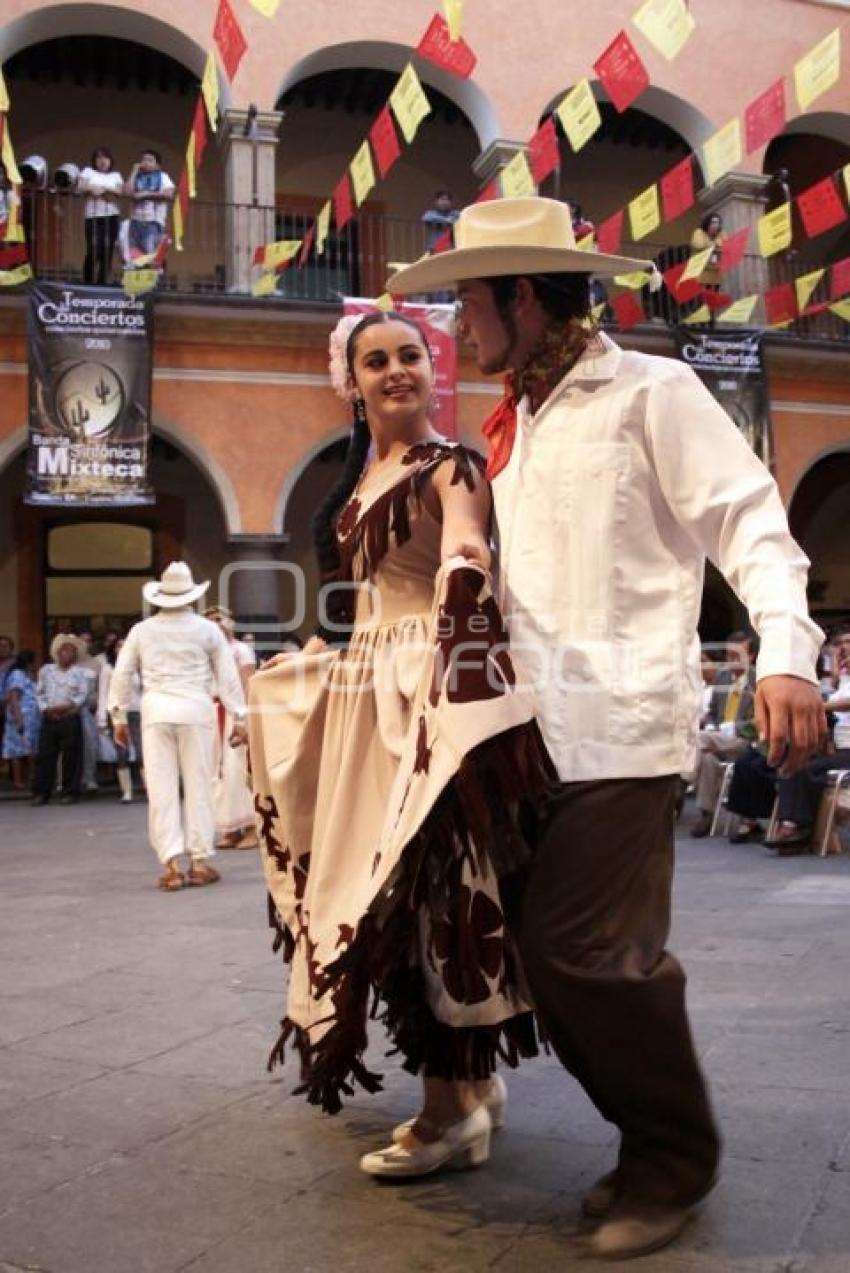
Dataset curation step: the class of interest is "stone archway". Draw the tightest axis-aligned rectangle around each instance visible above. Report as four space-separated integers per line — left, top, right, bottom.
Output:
789 448 850 624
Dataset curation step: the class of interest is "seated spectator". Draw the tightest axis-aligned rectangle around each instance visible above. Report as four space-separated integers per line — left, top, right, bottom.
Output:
32 634 89 806
124 148 174 259
723 745 775 843
2 650 41 792
762 625 850 854
690 630 757 836
78 147 124 285
421 188 459 252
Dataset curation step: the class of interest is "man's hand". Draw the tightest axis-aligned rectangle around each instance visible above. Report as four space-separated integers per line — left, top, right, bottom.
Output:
755 675 828 776
113 723 130 750
228 722 248 748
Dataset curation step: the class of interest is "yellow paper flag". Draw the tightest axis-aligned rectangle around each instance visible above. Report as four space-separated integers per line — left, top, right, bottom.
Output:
349 141 376 208
829 297 850 322
0 67 9 112
628 184 660 241
3 193 23 242
259 240 301 270
768 319 793 330
201 52 219 131
576 233 596 252
757 203 792 257
389 64 432 145
1 120 21 186
590 301 607 323
0 263 32 287
122 268 159 296
186 133 197 199
614 271 652 289
702 118 742 187
631 0 695 61
555 79 602 154
443 0 464 41
794 28 841 111
315 201 332 257
249 0 281 15
172 197 184 252
717 295 758 324
682 304 712 325
680 245 715 283
795 268 824 313
375 292 394 312
252 272 278 297
500 150 535 199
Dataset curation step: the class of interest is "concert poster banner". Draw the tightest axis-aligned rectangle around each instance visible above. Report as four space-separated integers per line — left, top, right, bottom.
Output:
343 296 458 439
26 281 155 505
673 328 772 469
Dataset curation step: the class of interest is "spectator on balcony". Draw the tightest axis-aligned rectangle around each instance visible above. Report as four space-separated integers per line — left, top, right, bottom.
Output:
124 149 174 260
690 213 724 291
78 147 124 286
566 198 595 244
422 188 460 253
764 168 792 212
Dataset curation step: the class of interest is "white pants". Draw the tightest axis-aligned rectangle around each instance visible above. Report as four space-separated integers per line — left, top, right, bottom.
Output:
213 709 254 836
142 720 216 865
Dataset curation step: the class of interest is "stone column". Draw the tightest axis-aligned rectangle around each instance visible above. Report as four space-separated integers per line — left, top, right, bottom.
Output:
221 533 298 656
697 172 770 301
473 140 536 194
221 108 283 293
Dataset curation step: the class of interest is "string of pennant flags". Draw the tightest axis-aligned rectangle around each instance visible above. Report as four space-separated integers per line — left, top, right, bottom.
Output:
1 0 850 334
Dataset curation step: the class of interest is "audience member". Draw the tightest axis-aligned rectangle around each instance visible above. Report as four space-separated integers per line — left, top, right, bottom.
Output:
690 631 757 836
78 147 124 285
421 188 460 251
98 637 139 803
2 650 41 792
76 630 103 796
566 197 595 243
32 634 88 806
124 148 174 259
689 213 724 293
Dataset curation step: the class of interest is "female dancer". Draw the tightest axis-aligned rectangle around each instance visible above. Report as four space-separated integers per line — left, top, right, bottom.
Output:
248 311 553 1178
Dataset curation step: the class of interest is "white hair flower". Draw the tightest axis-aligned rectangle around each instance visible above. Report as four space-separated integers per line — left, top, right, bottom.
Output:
328 314 365 403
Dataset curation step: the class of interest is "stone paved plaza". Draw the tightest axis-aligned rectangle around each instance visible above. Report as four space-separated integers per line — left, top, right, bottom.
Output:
1 797 849 1273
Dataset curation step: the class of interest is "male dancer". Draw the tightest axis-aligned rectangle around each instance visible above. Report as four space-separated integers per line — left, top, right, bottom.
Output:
389 197 825 1259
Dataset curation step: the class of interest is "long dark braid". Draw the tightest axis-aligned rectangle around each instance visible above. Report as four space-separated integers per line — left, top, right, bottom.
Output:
312 310 428 641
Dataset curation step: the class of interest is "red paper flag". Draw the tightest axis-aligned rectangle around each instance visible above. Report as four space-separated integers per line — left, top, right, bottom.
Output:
474 178 499 203
764 282 797 325
797 176 847 239
596 209 624 255
416 13 477 79
744 79 786 154
718 224 751 275
0 243 28 269
333 174 354 232
662 261 702 303
528 117 559 185
192 97 208 169
298 221 316 267
830 255 850 300
660 156 694 223
593 31 649 114
612 290 645 330
700 289 732 311
213 0 247 81
369 106 402 179
431 229 453 254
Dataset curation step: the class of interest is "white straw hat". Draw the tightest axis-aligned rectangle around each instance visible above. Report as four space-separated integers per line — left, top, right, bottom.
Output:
49 632 86 662
143 561 210 609
387 196 652 295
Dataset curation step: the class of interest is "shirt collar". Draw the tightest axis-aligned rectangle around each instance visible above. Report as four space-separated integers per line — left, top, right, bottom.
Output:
518 331 623 425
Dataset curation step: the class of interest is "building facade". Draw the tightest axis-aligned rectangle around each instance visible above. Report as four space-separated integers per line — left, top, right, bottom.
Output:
0 0 849 653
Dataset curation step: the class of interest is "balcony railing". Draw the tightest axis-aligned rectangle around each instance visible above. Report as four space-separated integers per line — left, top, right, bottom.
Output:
8 188 849 344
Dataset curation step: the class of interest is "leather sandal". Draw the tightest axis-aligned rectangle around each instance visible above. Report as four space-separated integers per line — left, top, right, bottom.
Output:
158 860 185 891
186 862 221 887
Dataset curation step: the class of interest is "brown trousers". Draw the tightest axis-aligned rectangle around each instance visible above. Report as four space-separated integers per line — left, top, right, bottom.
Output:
516 775 721 1208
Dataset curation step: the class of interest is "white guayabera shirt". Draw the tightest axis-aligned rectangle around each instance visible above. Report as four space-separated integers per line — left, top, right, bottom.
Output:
493 332 823 783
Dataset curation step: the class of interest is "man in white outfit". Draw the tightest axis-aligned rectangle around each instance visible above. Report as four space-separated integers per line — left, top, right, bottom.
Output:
109 562 247 891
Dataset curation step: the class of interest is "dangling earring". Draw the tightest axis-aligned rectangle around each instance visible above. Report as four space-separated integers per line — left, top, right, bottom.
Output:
354 397 367 425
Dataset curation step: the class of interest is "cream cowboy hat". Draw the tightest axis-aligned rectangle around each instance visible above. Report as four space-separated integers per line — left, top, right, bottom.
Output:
387 196 653 295
143 560 210 608
49 632 86 662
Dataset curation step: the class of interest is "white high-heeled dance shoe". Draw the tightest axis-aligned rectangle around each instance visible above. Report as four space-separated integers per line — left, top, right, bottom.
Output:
391 1073 507 1143
360 1104 492 1178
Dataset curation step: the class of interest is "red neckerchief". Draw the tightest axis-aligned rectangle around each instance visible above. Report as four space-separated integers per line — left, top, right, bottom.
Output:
480 321 592 480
